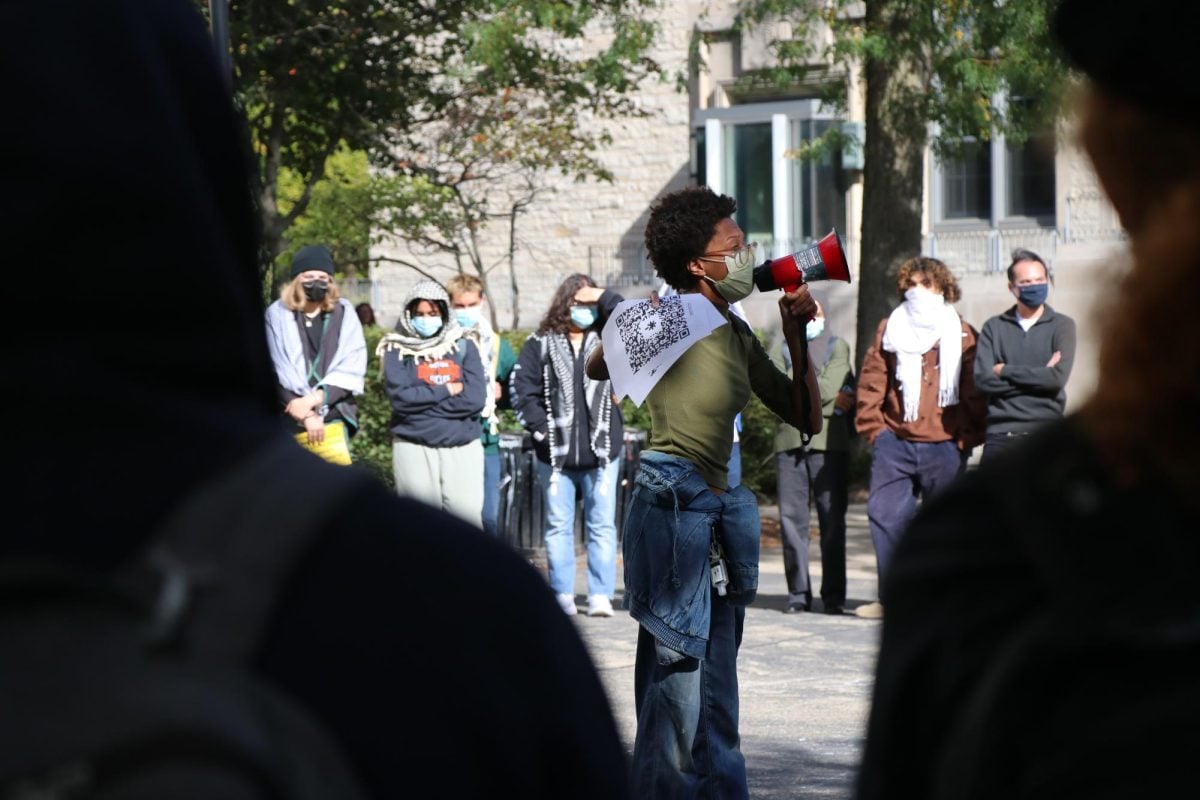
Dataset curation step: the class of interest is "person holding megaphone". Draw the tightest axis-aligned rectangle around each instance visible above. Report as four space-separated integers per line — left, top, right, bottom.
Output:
587 186 824 798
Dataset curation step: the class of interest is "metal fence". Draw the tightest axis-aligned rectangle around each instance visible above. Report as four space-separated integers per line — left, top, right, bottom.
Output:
924 228 1061 275
589 244 657 288
497 430 648 560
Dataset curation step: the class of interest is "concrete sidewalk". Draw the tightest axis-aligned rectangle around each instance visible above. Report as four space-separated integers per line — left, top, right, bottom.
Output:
562 502 882 799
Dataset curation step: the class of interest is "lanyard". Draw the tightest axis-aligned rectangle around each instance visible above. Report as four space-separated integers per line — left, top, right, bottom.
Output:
306 313 331 385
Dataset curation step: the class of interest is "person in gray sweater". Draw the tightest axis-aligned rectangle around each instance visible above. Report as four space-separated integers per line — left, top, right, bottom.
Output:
973 249 1076 463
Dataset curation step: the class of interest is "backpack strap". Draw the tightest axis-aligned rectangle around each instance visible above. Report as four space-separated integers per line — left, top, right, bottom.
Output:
123 436 370 666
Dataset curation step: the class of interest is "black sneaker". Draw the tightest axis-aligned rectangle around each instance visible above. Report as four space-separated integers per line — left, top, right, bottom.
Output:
822 603 845 616
784 602 810 614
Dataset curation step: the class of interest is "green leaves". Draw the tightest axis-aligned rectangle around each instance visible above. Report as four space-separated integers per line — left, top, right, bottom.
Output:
202 0 663 269
734 0 1066 146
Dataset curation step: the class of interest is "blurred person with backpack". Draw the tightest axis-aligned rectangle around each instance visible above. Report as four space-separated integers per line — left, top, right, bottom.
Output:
265 244 367 466
773 296 855 615
448 274 518 539
378 280 488 527
3 2 631 797
856 2 1200 798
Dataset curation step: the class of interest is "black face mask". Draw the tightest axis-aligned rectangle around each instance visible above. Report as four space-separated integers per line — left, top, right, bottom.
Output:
302 280 329 302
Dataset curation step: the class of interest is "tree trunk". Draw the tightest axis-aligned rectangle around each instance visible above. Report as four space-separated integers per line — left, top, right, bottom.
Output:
507 205 521 330
855 0 929 372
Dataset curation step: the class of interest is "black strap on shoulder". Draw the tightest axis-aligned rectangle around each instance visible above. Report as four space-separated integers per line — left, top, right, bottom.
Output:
124 437 370 666
796 340 813 445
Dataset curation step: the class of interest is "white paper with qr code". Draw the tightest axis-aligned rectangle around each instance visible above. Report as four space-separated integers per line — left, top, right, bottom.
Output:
600 294 728 406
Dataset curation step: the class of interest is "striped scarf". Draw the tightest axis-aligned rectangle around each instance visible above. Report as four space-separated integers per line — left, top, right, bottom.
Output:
540 331 613 492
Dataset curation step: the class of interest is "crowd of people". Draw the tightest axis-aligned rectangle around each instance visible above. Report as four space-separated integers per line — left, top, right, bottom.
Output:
262 193 1079 796
12 0 1196 797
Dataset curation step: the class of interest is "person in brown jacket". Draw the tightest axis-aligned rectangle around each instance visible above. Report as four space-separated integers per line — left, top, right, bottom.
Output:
853 257 985 619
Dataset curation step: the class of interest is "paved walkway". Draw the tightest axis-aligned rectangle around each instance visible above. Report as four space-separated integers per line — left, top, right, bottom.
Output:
562 502 882 799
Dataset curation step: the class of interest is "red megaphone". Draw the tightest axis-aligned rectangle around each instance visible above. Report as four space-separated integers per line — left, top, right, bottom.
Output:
753 229 852 294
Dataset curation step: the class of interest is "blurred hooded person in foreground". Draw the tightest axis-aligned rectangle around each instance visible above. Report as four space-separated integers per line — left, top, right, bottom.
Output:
4 1 629 797
856 1 1200 798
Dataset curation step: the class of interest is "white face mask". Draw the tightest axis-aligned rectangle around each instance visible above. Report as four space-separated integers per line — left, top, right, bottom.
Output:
805 317 825 341
905 285 944 311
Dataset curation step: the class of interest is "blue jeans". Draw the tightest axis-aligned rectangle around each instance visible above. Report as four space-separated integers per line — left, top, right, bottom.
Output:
481 451 501 538
867 430 965 600
981 429 1032 465
535 459 620 597
726 442 742 489
632 593 747 799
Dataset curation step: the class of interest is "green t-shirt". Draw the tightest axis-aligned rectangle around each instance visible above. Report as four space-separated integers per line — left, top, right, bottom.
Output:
645 315 795 490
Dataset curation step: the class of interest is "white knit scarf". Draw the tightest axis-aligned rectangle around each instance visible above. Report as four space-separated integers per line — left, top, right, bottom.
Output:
882 287 962 422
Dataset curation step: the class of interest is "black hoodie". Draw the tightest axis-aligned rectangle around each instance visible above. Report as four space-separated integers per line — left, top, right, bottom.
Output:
4 3 628 797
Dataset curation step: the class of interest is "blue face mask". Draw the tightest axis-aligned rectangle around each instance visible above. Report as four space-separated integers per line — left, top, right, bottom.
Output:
805 317 825 341
1016 283 1049 308
570 306 598 329
454 307 481 329
412 316 443 338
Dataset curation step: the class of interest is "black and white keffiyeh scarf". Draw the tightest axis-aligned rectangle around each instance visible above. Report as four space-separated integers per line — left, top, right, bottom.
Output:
540 330 613 493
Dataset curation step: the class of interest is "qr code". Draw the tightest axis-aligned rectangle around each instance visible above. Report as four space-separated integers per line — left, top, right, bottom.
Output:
615 297 689 373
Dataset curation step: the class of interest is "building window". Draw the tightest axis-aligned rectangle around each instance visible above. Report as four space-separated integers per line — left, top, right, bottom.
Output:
934 130 1056 227
791 119 847 242
1007 133 1055 219
940 140 992 221
726 123 774 244
693 99 849 255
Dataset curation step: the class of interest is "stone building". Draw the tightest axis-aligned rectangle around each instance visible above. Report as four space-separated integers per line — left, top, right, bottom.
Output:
371 2 1125 407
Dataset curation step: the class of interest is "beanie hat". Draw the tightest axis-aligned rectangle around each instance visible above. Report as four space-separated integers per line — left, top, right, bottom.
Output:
290 244 335 278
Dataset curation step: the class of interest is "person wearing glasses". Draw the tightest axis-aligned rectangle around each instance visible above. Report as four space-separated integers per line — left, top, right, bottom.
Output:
511 274 626 617
586 186 821 798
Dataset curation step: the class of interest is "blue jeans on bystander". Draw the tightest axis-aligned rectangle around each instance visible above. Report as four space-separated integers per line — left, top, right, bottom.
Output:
481 451 501 538
867 429 965 599
535 459 620 598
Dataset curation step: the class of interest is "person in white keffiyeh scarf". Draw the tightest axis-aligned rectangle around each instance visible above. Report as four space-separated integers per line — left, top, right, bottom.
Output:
378 280 488 527
510 274 625 618
854 256 986 620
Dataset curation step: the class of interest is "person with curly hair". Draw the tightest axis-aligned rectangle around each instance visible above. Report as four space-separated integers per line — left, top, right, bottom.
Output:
857 2 1200 797
852 257 985 620
511 274 625 616
265 245 367 466
378 279 487 526
587 186 821 798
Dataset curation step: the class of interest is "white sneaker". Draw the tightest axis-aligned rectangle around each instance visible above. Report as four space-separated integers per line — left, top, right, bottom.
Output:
854 601 884 620
587 595 614 618
556 593 578 616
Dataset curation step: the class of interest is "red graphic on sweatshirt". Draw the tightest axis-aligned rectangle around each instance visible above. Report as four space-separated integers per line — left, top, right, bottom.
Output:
416 358 462 387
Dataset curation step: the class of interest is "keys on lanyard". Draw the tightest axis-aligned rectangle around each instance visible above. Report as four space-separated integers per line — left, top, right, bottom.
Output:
709 536 729 596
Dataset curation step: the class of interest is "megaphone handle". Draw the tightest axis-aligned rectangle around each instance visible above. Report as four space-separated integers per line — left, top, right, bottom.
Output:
796 339 814 443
